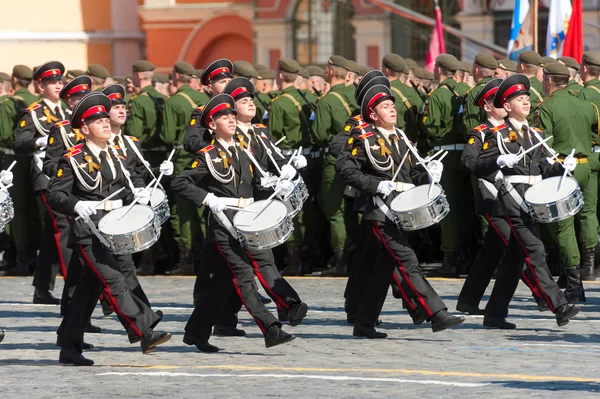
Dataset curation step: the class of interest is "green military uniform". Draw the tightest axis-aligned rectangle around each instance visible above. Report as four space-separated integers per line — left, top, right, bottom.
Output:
518 51 546 124
535 63 599 286
160 61 203 271
193 69 210 106
0 66 41 271
463 54 499 135
421 54 475 273
558 56 584 93
125 61 168 168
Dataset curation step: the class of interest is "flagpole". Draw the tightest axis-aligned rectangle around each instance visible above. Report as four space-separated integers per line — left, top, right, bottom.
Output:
532 0 538 53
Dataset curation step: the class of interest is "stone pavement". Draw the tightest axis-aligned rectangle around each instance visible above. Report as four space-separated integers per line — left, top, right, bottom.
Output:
1 276 600 398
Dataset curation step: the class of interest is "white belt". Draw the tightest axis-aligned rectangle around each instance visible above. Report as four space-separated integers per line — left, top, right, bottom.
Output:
96 199 123 211
174 145 185 150
479 178 498 198
0 147 15 155
144 146 167 152
393 182 415 192
433 144 465 151
504 175 542 185
282 148 312 156
374 196 398 224
592 145 600 153
219 197 254 208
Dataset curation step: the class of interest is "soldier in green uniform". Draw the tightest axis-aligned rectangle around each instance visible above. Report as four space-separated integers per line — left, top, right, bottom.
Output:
160 61 208 275
495 59 517 79
152 72 172 98
454 62 472 95
85 64 110 92
307 66 325 96
0 65 41 275
64 70 85 84
557 56 584 92
0 73 10 102
421 54 475 275
125 60 167 168
268 58 314 274
463 54 498 135
253 69 275 124
517 51 546 123
193 69 210 105
534 62 598 299
311 55 359 276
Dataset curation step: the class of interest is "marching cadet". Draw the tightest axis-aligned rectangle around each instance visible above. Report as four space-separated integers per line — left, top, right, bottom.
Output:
381 54 422 143
48 92 170 366
172 94 296 353
313 55 359 277
269 58 314 275
125 60 167 169
85 64 110 91
535 63 599 294
472 74 580 328
15 61 71 304
516 51 545 123
184 58 234 154
557 57 584 92
337 79 465 338
421 54 475 276
0 65 40 276
463 54 498 134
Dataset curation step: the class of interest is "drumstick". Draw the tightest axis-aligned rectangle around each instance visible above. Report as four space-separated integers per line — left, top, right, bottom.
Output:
275 137 286 146
117 178 157 221
557 149 575 191
391 150 409 183
517 136 553 160
74 187 125 221
150 149 176 196
438 151 449 162
253 188 282 220
223 205 259 213
6 160 16 172
82 216 111 248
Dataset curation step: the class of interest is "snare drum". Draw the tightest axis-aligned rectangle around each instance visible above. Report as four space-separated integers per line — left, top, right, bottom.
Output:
232 200 293 250
98 205 161 254
280 176 308 217
524 176 583 223
390 184 450 231
150 188 170 225
0 191 14 231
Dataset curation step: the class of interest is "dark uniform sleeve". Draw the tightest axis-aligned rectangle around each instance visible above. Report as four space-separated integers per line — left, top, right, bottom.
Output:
14 112 38 155
336 132 381 195
461 132 484 174
183 109 207 153
170 152 210 208
46 156 80 216
474 131 502 177
43 126 66 177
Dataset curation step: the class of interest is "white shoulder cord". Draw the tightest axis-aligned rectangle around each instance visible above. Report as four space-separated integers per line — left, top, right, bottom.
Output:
362 128 393 172
31 110 50 136
109 144 137 192
59 125 76 148
69 156 101 191
123 135 156 180
205 151 234 184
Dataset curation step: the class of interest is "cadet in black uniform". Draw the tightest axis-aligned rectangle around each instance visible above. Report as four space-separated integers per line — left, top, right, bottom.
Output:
15 61 70 305
47 93 170 366
337 81 465 338
172 94 296 353
473 75 580 328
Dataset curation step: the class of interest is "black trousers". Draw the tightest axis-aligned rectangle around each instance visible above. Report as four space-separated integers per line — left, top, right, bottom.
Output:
184 231 279 343
344 221 378 318
33 191 72 292
354 220 446 327
486 216 567 318
57 238 160 351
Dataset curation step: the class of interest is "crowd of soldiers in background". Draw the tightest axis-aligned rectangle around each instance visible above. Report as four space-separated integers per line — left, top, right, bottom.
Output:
0 49 598 291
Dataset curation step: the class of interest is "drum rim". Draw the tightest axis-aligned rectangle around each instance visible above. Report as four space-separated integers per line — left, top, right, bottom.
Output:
524 176 579 205
390 184 443 213
98 204 157 235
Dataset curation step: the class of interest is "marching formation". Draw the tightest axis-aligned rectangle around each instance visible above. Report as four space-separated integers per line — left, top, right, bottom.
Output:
0 49 598 364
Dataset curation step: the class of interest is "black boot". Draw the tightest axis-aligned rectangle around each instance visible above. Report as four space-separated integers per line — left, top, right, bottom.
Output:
435 250 459 277
264 324 295 348
167 245 193 275
140 329 172 354
580 248 596 281
353 321 387 338
555 303 580 326
556 269 567 289
564 267 586 303
33 288 60 305
0 328 4 343
431 310 464 332
321 248 348 277
281 243 304 276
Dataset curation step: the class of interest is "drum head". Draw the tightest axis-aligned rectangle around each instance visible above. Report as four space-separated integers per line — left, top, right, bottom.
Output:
391 184 442 212
524 176 578 204
233 200 288 231
98 205 155 235
0 191 8 202
150 188 166 207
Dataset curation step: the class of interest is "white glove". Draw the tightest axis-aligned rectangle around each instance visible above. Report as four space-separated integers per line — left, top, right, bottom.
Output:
275 180 295 198
279 164 297 180
292 155 307 170
36 136 49 148
74 201 100 218
134 187 152 205
427 160 443 184
203 192 225 213
563 155 577 172
0 170 13 185
497 154 520 169
377 181 396 196
159 160 174 176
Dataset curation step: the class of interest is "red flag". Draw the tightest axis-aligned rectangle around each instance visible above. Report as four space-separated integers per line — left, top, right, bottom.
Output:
562 0 583 62
425 3 446 72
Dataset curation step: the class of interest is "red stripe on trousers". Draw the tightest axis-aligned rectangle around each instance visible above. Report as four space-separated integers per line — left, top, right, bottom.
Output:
372 222 433 317
215 242 267 334
505 217 555 312
246 250 289 310
78 244 142 337
39 191 67 279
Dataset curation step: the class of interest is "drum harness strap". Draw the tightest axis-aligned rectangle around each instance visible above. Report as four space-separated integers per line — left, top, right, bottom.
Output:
109 145 138 194
213 197 255 240
123 134 157 181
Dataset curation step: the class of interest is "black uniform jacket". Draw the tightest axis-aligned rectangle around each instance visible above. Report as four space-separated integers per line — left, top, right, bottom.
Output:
337 122 429 224
46 141 134 245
